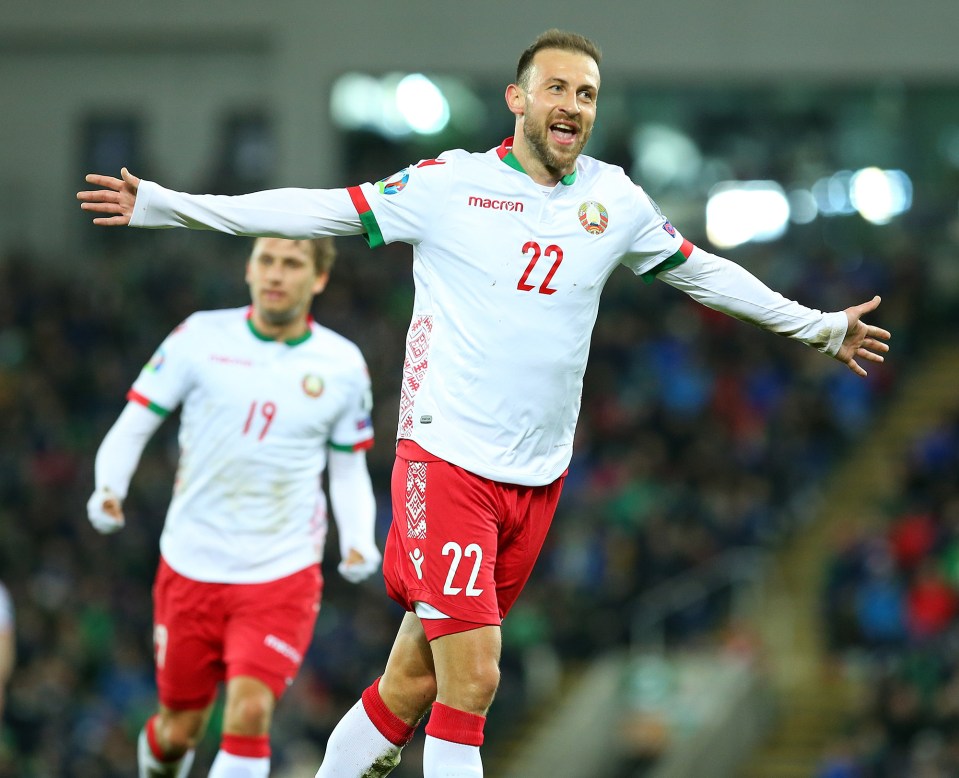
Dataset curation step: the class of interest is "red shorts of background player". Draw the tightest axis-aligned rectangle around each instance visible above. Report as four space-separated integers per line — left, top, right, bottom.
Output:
151 558 322 709
384 440 564 641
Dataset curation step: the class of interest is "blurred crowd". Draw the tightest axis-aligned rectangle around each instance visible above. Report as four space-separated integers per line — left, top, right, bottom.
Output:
0 208 929 775
818 407 959 777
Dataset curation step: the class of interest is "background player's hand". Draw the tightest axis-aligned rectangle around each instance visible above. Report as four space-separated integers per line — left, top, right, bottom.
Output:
835 295 891 377
338 546 382 584
76 167 141 226
86 486 125 534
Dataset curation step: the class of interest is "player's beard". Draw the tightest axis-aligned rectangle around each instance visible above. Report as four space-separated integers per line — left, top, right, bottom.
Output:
523 114 590 178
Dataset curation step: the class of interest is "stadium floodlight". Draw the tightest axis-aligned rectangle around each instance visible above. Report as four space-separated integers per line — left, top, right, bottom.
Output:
331 71 450 138
850 167 913 225
706 181 790 249
395 74 450 135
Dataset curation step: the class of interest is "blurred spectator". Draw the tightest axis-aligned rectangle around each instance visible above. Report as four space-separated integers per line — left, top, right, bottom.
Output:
0 582 13 721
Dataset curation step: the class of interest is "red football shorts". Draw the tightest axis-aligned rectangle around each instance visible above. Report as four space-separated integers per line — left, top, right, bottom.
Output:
151 558 322 709
384 440 564 639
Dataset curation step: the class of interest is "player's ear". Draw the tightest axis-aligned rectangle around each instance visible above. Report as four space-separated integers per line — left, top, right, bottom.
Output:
244 259 254 283
506 83 525 117
312 272 330 295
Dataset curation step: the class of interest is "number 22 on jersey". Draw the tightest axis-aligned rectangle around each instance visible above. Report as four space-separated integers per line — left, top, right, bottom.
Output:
517 241 563 295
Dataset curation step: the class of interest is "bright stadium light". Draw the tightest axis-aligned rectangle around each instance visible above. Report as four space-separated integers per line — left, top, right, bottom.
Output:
631 123 702 189
395 74 450 135
787 189 818 224
850 167 913 224
331 72 451 138
811 171 857 216
706 181 790 248
330 72 384 130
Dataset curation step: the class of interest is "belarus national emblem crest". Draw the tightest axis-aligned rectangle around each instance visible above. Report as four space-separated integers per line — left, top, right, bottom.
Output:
578 201 609 234
302 374 324 398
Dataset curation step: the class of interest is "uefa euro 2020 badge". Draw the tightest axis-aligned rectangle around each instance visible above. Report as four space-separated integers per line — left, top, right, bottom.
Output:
377 169 410 195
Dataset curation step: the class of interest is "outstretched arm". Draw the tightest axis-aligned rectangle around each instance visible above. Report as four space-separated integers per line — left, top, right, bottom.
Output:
660 247 890 377
78 169 366 238
77 167 141 226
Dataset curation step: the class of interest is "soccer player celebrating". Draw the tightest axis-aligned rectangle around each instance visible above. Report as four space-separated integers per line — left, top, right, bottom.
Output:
87 237 380 778
78 29 891 778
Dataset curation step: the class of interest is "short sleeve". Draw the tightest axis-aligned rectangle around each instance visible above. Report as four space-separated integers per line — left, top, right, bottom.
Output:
128 318 197 416
346 155 455 248
329 353 375 453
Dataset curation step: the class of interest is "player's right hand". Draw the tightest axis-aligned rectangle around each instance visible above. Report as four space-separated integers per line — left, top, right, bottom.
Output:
77 167 141 226
86 487 125 534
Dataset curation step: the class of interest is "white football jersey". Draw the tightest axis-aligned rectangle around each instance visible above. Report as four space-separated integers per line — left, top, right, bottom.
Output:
129 307 374 582
132 139 689 486
347 139 688 485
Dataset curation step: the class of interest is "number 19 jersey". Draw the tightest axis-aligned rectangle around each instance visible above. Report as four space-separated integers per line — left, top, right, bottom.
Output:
129 307 374 583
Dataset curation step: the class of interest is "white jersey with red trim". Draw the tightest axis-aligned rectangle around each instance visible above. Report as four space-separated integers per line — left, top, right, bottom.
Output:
129 306 374 582
347 140 688 485
131 140 688 486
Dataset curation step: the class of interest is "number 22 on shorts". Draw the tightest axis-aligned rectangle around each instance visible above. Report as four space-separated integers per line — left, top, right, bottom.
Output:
442 541 484 596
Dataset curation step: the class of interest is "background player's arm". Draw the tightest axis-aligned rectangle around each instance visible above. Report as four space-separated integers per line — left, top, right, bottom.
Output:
87 402 164 533
327 448 380 584
660 246 890 376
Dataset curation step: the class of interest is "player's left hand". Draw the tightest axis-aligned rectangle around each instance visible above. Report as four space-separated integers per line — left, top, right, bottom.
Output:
86 486 126 534
835 295 891 377
338 546 382 584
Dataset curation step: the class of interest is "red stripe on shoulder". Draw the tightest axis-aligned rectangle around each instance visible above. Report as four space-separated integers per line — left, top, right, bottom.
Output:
680 238 695 258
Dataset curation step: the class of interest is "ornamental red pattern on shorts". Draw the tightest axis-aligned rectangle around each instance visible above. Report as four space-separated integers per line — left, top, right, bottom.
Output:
406 461 428 539
399 315 432 437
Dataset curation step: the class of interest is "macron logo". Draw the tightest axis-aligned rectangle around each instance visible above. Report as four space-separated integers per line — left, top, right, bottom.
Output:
264 634 302 664
468 196 524 212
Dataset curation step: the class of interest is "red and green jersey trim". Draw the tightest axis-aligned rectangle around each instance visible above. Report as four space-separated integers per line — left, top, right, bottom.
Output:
330 437 375 453
347 186 385 248
496 137 577 185
127 388 171 417
641 238 694 284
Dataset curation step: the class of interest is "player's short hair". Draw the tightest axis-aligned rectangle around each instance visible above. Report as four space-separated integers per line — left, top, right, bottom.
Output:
252 237 337 275
515 29 602 90
305 237 337 275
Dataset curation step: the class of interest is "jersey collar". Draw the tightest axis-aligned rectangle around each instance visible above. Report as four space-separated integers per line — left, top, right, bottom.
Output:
496 137 577 185
245 307 313 346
